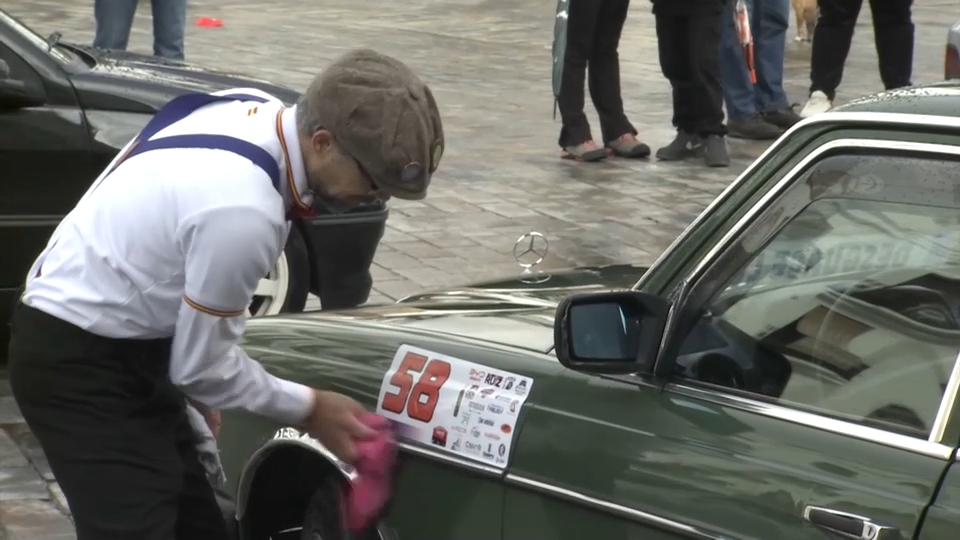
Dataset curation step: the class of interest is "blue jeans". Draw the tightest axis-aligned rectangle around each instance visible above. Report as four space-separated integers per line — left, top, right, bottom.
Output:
718 0 790 120
94 0 187 60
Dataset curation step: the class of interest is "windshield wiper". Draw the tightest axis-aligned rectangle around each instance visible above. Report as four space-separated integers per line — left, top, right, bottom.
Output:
46 31 62 52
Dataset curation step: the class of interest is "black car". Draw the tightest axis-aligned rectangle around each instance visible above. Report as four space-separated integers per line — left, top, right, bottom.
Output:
0 9 388 353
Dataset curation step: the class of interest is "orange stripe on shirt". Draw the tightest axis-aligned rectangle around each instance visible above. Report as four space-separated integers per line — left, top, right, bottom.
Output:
274 109 309 210
184 296 246 318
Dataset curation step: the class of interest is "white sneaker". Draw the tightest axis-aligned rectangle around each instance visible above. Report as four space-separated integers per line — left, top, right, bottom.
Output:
800 91 833 118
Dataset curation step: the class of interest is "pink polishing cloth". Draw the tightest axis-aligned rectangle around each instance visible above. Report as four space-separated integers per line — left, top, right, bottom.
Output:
342 413 398 533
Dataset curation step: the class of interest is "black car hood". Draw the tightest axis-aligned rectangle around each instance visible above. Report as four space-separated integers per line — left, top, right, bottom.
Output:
63 44 301 113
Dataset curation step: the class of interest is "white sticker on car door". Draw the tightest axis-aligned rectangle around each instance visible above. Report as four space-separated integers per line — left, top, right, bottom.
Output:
375 344 534 469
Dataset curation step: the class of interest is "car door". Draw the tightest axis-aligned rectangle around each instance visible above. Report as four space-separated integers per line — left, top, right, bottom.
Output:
503 138 960 539
0 19 94 352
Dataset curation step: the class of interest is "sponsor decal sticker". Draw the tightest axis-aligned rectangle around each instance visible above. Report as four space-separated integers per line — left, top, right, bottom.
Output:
375 344 535 470
485 373 504 387
431 427 447 447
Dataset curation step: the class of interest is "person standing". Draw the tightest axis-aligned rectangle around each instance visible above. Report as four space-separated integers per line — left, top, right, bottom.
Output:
7 49 443 540
719 0 801 139
94 0 188 60
652 0 730 167
799 0 914 117
557 0 650 162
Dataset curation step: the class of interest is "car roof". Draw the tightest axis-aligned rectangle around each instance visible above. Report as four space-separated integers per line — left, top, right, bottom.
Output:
831 81 960 118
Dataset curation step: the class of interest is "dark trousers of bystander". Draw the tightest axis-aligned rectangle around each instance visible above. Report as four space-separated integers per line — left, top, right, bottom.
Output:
653 0 728 137
809 0 914 100
556 0 637 148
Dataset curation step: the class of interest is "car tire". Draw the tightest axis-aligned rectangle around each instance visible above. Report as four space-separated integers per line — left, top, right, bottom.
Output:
249 226 310 317
300 477 390 540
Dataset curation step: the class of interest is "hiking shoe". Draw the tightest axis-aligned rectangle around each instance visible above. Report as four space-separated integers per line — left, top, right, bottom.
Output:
656 131 702 161
561 140 607 162
763 107 803 129
702 135 730 168
728 114 784 140
800 91 833 118
606 133 651 158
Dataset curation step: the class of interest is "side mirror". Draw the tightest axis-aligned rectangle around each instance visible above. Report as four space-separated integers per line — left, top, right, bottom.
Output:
0 60 45 108
554 291 670 375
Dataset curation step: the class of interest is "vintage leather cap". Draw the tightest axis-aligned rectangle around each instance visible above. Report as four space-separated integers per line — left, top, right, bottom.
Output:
305 48 444 200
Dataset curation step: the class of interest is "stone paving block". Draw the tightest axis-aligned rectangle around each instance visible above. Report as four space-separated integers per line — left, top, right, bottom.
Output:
0 432 27 470
369 263 403 283
5 426 43 464
0 399 23 428
0 500 75 540
0 468 50 501
46 483 70 517
371 279 422 301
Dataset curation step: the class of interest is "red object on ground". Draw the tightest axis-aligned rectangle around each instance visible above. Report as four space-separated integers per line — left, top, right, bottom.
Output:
194 17 223 28
341 414 398 534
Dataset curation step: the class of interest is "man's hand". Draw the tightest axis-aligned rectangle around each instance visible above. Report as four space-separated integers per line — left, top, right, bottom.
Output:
188 398 222 439
301 390 377 464
204 408 222 439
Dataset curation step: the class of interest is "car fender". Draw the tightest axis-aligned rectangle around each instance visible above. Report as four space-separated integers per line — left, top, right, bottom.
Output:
234 427 355 522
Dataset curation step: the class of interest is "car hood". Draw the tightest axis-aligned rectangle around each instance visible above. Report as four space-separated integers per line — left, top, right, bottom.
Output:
248 263 646 355
63 44 301 113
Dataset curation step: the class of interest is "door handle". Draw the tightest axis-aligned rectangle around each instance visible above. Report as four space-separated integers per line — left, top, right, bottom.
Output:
803 506 900 540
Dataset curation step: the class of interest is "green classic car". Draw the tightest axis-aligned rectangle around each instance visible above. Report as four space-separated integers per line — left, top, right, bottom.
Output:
218 83 960 540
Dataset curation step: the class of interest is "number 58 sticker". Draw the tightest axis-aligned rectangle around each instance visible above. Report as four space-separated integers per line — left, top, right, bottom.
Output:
380 350 451 423
377 345 535 467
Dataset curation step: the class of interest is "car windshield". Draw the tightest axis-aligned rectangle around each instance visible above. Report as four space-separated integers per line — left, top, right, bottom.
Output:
0 10 75 64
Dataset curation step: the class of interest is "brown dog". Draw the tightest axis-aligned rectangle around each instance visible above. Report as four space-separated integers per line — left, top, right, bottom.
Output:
792 0 818 42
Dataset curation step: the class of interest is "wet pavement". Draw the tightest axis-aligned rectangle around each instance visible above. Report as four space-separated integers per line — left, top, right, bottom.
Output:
2 0 956 534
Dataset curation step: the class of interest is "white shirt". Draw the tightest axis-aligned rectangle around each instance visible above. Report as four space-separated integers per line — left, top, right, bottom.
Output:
22 88 316 426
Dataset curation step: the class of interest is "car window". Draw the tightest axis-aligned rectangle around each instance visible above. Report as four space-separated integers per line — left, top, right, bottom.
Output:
676 150 960 439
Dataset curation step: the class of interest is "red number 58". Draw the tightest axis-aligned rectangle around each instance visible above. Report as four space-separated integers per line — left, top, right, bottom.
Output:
381 352 452 423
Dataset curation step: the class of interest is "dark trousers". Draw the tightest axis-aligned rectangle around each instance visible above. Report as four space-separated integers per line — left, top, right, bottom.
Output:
557 0 637 147
809 0 914 99
655 5 728 136
7 304 229 540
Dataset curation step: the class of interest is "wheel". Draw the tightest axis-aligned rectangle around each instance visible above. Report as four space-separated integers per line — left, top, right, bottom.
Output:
248 226 310 317
299 477 348 540
299 477 387 540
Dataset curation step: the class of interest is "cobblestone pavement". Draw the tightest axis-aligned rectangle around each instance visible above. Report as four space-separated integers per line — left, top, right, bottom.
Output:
2 0 957 535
